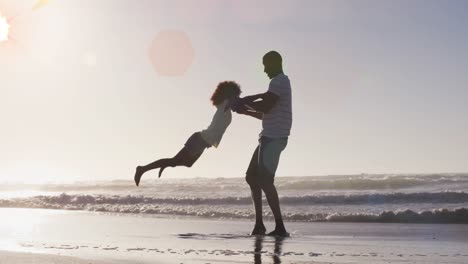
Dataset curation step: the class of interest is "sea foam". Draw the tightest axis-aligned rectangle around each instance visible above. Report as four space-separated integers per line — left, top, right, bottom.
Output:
2 174 468 223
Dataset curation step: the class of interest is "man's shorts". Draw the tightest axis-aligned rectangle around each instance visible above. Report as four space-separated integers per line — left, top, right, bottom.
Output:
245 136 288 186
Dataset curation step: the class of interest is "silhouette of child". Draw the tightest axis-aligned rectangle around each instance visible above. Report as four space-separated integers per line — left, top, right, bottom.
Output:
134 81 242 186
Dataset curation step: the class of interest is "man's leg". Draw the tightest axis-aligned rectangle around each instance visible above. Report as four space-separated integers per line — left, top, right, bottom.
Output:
246 146 266 235
262 182 287 235
258 137 288 236
250 183 266 234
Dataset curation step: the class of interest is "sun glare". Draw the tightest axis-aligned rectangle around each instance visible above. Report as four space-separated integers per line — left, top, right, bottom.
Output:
0 12 10 43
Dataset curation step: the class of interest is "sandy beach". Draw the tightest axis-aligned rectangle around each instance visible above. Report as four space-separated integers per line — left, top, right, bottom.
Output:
1 208 467 264
0 250 119 264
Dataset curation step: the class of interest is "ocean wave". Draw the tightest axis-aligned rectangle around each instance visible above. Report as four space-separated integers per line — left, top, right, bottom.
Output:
325 208 468 223
1 192 468 210
275 176 468 190
2 192 466 207
0 196 466 223
3 174 468 193
2 174 468 224
280 192 468 204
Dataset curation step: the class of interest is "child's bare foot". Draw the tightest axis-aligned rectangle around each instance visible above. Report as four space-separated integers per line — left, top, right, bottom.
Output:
134 166 144 186
250 224 267 236
158 167 166 178
267 229 289 237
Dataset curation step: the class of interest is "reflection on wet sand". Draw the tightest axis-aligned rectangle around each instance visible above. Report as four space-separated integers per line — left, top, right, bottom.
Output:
254 235 285 264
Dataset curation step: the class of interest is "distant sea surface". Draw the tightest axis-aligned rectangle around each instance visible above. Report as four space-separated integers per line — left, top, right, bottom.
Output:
1 174 467 223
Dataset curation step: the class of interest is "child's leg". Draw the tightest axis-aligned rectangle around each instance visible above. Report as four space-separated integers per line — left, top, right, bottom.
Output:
134 148 200 186
157 148 204 178
140 157 177 173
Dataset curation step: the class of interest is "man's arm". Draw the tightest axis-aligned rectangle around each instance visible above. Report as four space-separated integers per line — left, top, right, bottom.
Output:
242 92 279 114
239 109 263 120
241 93 264 103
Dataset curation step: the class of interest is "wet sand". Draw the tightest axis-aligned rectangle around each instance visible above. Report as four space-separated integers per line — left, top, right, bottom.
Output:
0 208 467 264
0 250 121 264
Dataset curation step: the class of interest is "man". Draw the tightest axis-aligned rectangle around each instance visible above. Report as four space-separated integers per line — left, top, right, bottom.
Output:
235 51 292 237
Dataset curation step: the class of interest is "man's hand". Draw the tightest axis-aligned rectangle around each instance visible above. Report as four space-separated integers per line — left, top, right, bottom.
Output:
241 94 262 104
231 98 249 114
242 110 263 120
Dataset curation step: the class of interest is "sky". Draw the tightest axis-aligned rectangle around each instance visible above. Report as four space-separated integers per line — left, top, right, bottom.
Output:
0 0 467 183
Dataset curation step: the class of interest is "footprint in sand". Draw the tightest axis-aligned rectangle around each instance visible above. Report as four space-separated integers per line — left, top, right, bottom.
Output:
102 247 119 250
127 247 146 251
20 243 34 248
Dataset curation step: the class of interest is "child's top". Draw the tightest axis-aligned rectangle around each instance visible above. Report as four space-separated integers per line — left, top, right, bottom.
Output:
200 99 232 148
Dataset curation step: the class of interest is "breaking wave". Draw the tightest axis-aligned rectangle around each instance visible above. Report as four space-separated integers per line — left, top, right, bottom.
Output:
3 174 468 193
1 192 466 206
1 174 468 223
324 208 468 223
0 192 467 223
275 174 468 190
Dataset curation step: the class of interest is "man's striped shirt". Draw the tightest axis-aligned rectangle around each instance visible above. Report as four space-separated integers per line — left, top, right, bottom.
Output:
260 73 292 138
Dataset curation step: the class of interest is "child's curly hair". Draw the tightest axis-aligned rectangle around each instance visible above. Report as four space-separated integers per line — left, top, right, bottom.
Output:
210 81 241 106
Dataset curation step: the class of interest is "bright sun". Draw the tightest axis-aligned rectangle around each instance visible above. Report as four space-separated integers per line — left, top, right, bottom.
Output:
0 12 10 43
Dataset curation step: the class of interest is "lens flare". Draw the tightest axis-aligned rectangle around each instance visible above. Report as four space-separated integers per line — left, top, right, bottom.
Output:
0 12 10 43
148 30 195 76
33 0 51 11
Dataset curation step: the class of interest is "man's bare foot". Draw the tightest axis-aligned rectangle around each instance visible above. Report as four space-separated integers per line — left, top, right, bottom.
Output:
158 167 166 178
267 229 290 237
134 166 144 187
250 224 267 236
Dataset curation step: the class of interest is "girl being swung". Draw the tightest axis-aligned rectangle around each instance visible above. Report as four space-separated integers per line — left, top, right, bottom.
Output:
134 81 242 186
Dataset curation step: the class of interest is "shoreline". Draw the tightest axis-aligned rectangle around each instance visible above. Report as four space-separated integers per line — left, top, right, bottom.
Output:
2 205 468 224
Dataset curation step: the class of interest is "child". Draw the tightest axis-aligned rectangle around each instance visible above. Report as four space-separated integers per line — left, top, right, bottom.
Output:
134 81 242 186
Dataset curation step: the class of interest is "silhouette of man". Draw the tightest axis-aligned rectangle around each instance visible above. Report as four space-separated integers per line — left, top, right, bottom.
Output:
235 51 292 237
